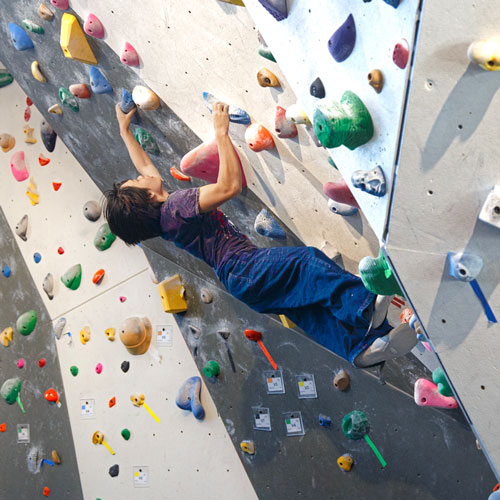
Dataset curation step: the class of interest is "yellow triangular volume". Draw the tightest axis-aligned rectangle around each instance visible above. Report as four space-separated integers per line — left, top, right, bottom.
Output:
60 13 97 65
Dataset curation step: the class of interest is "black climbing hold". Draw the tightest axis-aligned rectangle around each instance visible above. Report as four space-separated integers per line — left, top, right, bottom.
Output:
383 0 400 7
310 77 325 99
121 360 130 373
108 464 119 477
40 120 57 152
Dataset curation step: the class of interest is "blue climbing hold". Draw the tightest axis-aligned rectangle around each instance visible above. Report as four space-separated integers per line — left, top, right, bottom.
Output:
328 199 358 217
328 14 356 63
120 89 136 113
254 209 286 240
89 67 112 94
382 0 401 7
33 252 42 263
409 314 418 330
416 333 426 342
8 23 34 51
175 376 205 420
257 0 288 21
2 265 11 278
318 414 332 428
202 92 250 125
448 252 483 282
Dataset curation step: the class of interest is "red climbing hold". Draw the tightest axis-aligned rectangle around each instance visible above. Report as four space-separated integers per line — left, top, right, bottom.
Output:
244 329 262 341
109 396 116 408
42 486 50 497
39 154 50 166
400 307 413 324
323 180 360 208
44 388 59 403
92 269 105 285
275 105 298 139
0 423 6 432
24 107 31 122
52 182 62 191
170 166 191 182
26 97 33 106
38 358 46 367
393 39 409 69
57 247 64 254
121 42 139 67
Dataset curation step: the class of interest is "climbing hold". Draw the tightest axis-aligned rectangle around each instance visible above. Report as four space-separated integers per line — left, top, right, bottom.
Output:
121 428 130 440
414 379 458 409
359 249 403 296
176 376 205 420
468 38 500 71
70 366 78 376
257 68 280 87
83 13 105 39
279 315 296 328
119 296 126 303
351 166 386 197
180 139 246 186
23 126 37 144
245 123 275 152
38 358 46 367
10 151 29 182
310 77 325 99
59 87 79 112
89 67 112 94
324 180 360 208
254 208 286 240
95 363 103 374
108 464 119 477
319 414 332 427
51 0 68 9
244 329 261 342
94 223 116 251
83 200 101 221
57 247 64 254
68 85 90 101
48 104 63 115
105 327 115 341
313 91 373 150
383 0 401 7
80 326 91 344
121 361 130 373
0 327 13 347
337 454 354 471
1 378 23 406
8 23 34 51
33 252 42 263
285 104 311 126
17 310 37 336
42 487 50 497
368 69 384 93
432 367 453 397
333 369 350 391
132 85 160 110
27 97 33 106
26 177 39 206
202 92 250 125
61 263 82 290
41 120 57 152
51 450 61 464
258 45 276 62
393 39 409 69
22 19 44 34
92 430 115 454
203 360 220 379
60 14 97 65
170 166 191 182
158 275 188 313
42 273 54 300
24 107 31 122
17 359 25 369
130 393 160 422
448 252 483 282
400 307 413 324
119 317 152 355
328 14 356 63
38 3 54 21
240 440 255 455
134 127 160 155
189 325 202 339
120 89 135 113
479 185 500 229
0 70 13 88
0 423 6 432
342 410 370 440
257 0 288 21
53 318 66 340
328 199 358 216
220 0 245 5
2 265 11 278
200 288 213 304
275 106 298 139
0 134 15 153
31 61 47 83
92 269 105 285
121 42 139 66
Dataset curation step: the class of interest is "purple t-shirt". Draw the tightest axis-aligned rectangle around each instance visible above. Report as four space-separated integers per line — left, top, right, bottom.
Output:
160 188 256 269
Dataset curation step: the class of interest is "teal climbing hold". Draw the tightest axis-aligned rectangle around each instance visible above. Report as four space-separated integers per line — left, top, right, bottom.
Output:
22 19 45 34
120 89 136 113
258 46 276 62
16 310 37 336
342 410 370 440
254 209 286 240
327 157 338 170
359 249 403 296
59 87 79 112
0 70 14 88
8 23 34 50
432 367 453 397
94 223 116 251
134 127 160 155
89 67 112 94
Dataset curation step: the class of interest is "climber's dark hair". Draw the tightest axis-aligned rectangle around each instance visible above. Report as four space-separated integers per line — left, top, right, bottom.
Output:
102 181 163 246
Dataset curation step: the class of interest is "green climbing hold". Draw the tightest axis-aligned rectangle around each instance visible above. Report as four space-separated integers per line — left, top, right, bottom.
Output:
94 223 116 251
0 70 14 88
59 87 79 112
342 410 370 440
121 428 131 440
22 19 45 34
61 263 82 290
1 377 22 405
16 310 37 336
328 157 338 170
203 360 220 378
359 249 403 296
70 366 78 376
258 46 276 62
432 367 453 397
134 127 160 155
313 91 373 150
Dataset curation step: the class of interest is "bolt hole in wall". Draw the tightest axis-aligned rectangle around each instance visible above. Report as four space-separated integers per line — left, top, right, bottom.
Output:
428 190 433 195
442 319 446 323
481 385 485 390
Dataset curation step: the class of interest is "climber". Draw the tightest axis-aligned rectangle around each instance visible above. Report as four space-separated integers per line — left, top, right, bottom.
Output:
103 102 417 368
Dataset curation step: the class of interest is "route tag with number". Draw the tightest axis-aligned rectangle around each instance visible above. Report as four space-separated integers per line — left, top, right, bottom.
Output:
264 370 285 394
296 373 317 399
284 412 305 436
252 406 271 431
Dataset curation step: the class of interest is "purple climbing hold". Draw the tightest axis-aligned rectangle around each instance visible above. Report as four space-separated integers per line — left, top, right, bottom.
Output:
257 0 288 21
328 14 356 63
41 120 57 152
8 23 34 51
176 376 205 420
89 67 112 94
120 89 136 113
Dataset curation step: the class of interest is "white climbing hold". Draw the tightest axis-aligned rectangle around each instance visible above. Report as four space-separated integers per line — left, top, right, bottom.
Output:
285 104 311 126
132 85 160 110
42 273 54 300
48 104 63 115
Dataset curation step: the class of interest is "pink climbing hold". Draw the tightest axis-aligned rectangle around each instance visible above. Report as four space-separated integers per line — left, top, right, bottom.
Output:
245 123 275 152
323 179 360 208
84 13 105 39
393 39 409 69
24 107 31 122
275 105 298 139
119 296 126 303
180 139 247 187
50 0 69 9
120 42 139 67
414 379 458 409
95 362 103 374
11 151 29 182
17 358 25 369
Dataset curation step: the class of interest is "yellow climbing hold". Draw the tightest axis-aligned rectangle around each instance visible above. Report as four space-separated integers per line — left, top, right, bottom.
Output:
240 440 255 454
0 327 13 347
60 13 97 65
80 325 91 344
468 38 500 71
31 61 47 83
23 125 37 144
26 177 39 205
337 454 353 471
158 274 187 313
105 327 115 341
279 315 296 328
219 0 245 5
48 104 63 115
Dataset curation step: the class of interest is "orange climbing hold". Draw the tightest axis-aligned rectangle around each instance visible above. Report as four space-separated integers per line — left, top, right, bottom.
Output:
109 396 116 408
170 166 191 182
257 67 280 87
0 423 6 432
42 486 50 497
52 182 62 191
69 83 91 99
245 123 275 152
400 307 413 324
38 154 50 166
92 269 105 284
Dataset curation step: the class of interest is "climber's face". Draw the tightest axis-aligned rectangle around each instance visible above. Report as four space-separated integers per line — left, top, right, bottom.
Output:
121 175 165 202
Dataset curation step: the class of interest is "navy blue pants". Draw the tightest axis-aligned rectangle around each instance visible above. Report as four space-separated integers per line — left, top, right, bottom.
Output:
216 246 392 364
